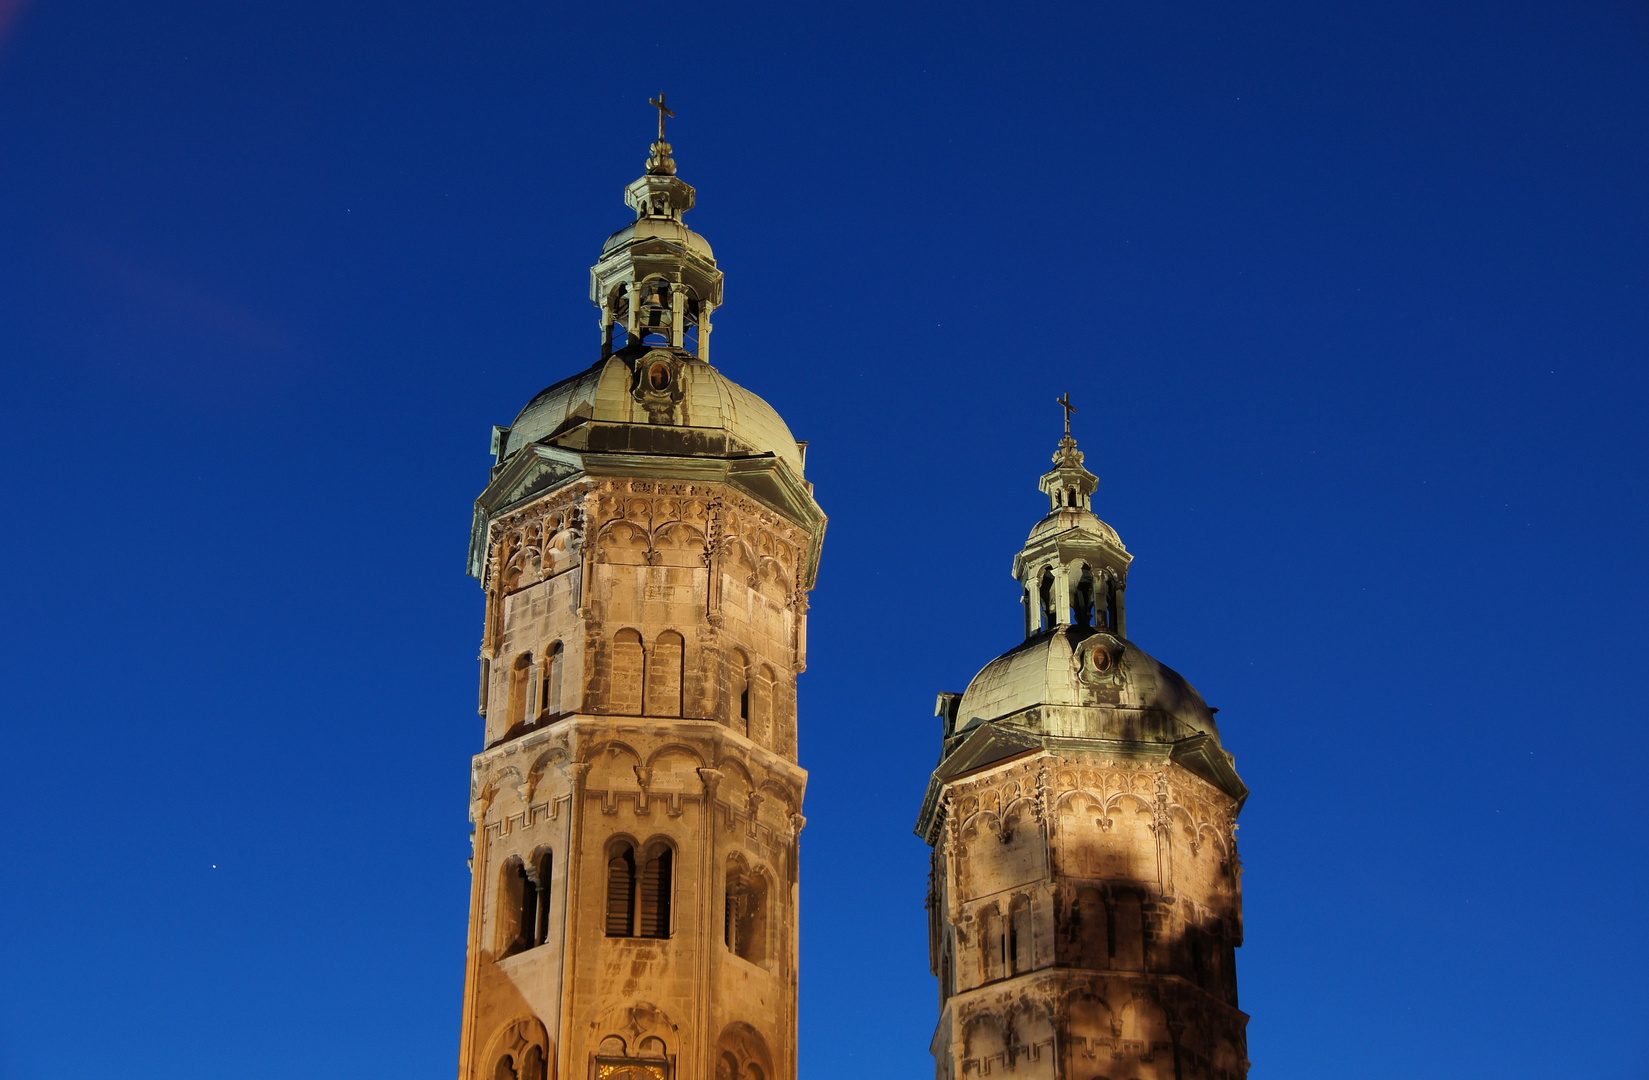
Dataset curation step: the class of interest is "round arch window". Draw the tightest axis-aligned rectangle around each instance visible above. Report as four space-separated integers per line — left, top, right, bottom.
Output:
649 362 672 391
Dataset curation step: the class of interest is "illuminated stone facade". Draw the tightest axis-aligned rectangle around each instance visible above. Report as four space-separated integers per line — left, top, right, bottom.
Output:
456 127 825 1080
918 432 1251 1080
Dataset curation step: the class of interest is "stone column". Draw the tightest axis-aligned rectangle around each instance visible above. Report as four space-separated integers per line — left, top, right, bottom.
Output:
457 789 497 1080
555 759 590 1080
697 302 715 361
696 767 724 1080
670 283 687 348
624 280 639 344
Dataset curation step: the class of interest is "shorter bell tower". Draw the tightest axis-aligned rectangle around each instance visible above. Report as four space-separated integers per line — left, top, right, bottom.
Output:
918 410 1252 1080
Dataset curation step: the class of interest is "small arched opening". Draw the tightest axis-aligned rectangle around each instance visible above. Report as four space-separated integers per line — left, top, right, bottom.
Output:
529 849 552 949
637 277 674 345
637 840 674 939
1113 890 1145 970
540 642 564 720
1008 893 1033 974
646 630 684 718
1076 886 1108 968
724 858 769 965
610 630 645 715
497 855 534 957
1071 564 1096 628
605 841 637 937
752 664 777 744
728 649 751 735
507 652 534 731
979 903 1005 982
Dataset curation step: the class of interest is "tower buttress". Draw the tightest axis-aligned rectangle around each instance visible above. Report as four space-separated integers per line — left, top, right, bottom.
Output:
457 107 825 1080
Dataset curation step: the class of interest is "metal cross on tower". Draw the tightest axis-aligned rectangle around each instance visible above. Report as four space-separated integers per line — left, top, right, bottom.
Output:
649 92 675 141
1057 392 1078 436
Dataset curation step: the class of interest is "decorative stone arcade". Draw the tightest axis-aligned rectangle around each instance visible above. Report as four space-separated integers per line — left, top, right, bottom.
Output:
918 421 1251 1080
456 113 826 1080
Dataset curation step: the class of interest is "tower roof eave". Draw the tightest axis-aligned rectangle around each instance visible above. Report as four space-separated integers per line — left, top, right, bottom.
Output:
913 723 1248 844
469 440 826 588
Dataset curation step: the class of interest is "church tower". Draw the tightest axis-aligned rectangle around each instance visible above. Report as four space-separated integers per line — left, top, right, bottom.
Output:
917 414 1250 1080
457 104 826 1080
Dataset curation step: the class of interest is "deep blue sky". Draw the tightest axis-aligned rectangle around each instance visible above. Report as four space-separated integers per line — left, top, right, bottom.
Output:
2 1 1647 1077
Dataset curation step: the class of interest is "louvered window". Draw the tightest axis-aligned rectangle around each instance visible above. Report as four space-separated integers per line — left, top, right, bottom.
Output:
605 846 636 936
637 848 673 938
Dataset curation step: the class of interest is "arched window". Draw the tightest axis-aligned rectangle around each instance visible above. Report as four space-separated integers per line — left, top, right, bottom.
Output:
724 860 768 964
638 842 673 938
742 872 768 964
507 652 534 730
1008 894 1033 974
605 843 637 936
638 277 675 344
723 863 740 949
729 649 750 735
1076 887 1108 968
647 630 684 718
1113 890 1145 970
979 903 1004 982
493 1048 545 1080
1038 569 1056 632
751 665 776 744
497 855 535 957
610 630 644 714
540 642 564 719
1186 922 1224 996
1071 564 1096 628
607 839 671 939
603 284 631 356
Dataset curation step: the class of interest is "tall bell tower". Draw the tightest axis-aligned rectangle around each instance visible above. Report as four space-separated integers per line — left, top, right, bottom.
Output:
917 413 1251 1080
456 104 826 1080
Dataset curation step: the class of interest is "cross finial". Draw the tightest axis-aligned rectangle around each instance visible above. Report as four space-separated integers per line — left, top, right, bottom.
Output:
1057 393 1078 437
649 93 675 141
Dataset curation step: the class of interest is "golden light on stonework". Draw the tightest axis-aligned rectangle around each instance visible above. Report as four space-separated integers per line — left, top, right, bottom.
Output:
597 1064 667 1080
456 98 824 1080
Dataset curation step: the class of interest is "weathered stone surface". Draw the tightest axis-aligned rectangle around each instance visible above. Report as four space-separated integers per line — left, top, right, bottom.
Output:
920 430 1250 1080
456 136 824 1080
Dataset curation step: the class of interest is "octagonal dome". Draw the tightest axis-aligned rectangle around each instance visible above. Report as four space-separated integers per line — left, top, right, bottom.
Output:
600 217 715 261
954 626 1224 750
1025 506 1124 549
499 354 805 477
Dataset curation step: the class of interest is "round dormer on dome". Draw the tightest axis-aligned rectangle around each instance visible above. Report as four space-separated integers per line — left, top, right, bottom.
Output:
499 354 807 478
953 627 1226 751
